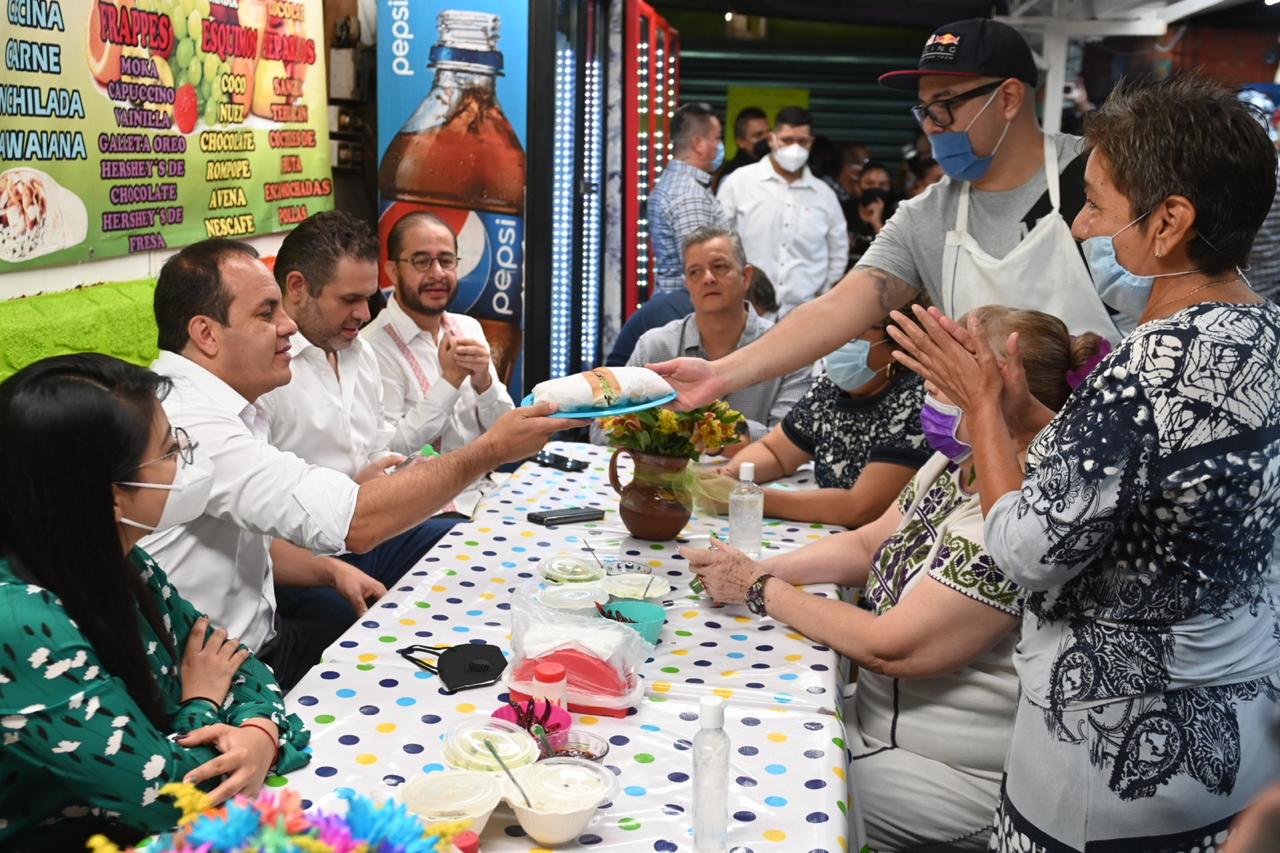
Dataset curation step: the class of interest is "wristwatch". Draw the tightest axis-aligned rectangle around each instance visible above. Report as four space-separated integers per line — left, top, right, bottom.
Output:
745 573 774 617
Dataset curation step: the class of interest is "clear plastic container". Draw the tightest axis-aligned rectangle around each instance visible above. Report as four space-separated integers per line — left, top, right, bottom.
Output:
602 573 671 600
546 728 610 763
536 583 608 614
399 770 503 833
441 718 540 773
538 555 606 584
509 757 618 845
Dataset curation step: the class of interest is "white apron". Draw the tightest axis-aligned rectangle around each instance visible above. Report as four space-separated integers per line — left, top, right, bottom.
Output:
941 135 1121 342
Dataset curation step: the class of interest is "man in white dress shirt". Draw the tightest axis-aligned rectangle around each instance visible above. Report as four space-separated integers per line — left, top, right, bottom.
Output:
141 238 577 689
364 211 515 515
717 105 848 318
259 211 466 631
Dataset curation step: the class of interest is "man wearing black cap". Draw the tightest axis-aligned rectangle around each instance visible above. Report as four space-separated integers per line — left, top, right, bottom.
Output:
651 18 1120 420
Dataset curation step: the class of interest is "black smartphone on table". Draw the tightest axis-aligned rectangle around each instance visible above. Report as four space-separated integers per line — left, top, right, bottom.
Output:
528 506 605 526
534 450 589 472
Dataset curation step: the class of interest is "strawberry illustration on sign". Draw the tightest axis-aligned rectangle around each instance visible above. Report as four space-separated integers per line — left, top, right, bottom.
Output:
174 83 198 133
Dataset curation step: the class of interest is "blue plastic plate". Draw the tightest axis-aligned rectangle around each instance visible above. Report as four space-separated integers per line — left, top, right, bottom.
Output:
520 390 679 419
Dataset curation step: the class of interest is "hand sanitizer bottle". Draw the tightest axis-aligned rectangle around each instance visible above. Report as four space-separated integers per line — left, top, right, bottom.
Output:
728 462 764 558
693 695 730 851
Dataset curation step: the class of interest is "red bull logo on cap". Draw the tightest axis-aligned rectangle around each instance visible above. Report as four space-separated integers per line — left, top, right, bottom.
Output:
922 32 961 63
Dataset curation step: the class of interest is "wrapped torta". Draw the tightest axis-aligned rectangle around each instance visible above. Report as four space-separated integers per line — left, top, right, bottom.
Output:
531 367 673 411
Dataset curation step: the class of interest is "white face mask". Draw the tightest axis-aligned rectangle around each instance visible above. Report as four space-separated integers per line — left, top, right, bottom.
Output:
118 460 214 533
773 143 810 173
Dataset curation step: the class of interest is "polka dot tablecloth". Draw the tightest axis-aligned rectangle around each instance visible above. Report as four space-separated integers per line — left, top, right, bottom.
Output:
280 662 851 852
320 443 847 714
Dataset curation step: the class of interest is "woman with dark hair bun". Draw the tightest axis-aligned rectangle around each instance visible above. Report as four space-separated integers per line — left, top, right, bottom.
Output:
0 354 308 850
892 73 1280 851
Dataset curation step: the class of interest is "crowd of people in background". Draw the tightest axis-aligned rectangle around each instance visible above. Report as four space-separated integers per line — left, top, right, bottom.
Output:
2 13 1280 853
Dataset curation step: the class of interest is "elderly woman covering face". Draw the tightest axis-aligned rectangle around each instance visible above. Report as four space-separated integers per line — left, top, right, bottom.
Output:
890 74 1280 852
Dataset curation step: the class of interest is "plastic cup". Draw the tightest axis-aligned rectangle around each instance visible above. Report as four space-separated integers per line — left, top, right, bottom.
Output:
399 770 503 833
536 583 608 615
601 598 665 644
492 699 573 737
602 573 671 600
441 718 540 773
509 757 618 845
538 555 606 584
546 729 610 763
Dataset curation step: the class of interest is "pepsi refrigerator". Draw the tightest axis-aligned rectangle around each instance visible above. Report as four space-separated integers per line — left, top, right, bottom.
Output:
377 0 675 389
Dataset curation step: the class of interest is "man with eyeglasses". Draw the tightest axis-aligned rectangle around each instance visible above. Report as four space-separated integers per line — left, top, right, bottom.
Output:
365 210 516 515
717 105 848 319
654 19 1120 428
259 211 467 632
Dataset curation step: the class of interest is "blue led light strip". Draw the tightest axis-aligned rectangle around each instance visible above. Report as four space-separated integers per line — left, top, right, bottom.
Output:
550 45 577 378
579 55 602 368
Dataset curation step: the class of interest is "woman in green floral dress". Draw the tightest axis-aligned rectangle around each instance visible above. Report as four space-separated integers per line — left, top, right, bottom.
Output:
0 354 310 850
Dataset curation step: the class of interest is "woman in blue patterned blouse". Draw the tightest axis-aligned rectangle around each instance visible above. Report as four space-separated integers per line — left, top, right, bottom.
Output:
685 307 1106 851
891 74 1280 852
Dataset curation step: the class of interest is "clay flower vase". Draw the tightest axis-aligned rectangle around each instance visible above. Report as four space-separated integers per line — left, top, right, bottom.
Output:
608 449 692 541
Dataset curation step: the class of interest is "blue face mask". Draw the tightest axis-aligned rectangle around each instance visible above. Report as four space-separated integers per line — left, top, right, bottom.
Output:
826 337 888 392
711 140 725 172
929 88 1010 182
1082 213 1200 320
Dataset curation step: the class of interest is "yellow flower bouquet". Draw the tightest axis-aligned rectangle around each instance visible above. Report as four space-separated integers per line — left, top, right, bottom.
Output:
600 400 745 460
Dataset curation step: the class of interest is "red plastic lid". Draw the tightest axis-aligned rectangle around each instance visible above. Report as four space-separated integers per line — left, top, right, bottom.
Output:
534 661 566 684
453 829 481 853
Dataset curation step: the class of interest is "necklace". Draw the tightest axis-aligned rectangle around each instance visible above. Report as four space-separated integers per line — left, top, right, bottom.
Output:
1145 273 1241 318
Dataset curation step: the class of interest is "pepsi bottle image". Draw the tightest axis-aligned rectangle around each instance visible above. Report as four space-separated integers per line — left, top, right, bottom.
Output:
379 10 525 384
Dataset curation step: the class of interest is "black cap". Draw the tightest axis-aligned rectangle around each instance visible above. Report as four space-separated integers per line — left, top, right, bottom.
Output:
879 19 1038 91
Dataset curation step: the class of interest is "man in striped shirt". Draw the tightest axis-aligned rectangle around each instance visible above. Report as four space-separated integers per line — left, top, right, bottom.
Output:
648 102 730 292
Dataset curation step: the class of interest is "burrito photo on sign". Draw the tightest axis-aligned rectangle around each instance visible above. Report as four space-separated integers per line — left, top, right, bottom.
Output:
0 168 88 264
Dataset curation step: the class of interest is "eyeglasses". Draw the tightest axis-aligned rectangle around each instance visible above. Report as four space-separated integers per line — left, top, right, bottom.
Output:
911 80 1004 129
136 426 198 470
396 253 459 272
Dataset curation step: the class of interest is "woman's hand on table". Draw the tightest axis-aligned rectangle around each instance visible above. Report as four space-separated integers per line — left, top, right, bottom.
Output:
679 540 762 605
330 559 387 616
179 719 278 803
180 616 250 706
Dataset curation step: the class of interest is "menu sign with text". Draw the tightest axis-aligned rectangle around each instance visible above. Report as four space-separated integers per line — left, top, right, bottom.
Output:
0 0 333 271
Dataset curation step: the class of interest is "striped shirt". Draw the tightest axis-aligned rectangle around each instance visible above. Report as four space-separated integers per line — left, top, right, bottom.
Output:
648 159 730 291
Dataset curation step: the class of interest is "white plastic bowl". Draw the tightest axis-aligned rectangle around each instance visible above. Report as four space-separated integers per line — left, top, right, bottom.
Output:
441 717 540 773
400 770 503 834
508 757 618 846
537 582 608 614
602 573 672 599
538 555 606 584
